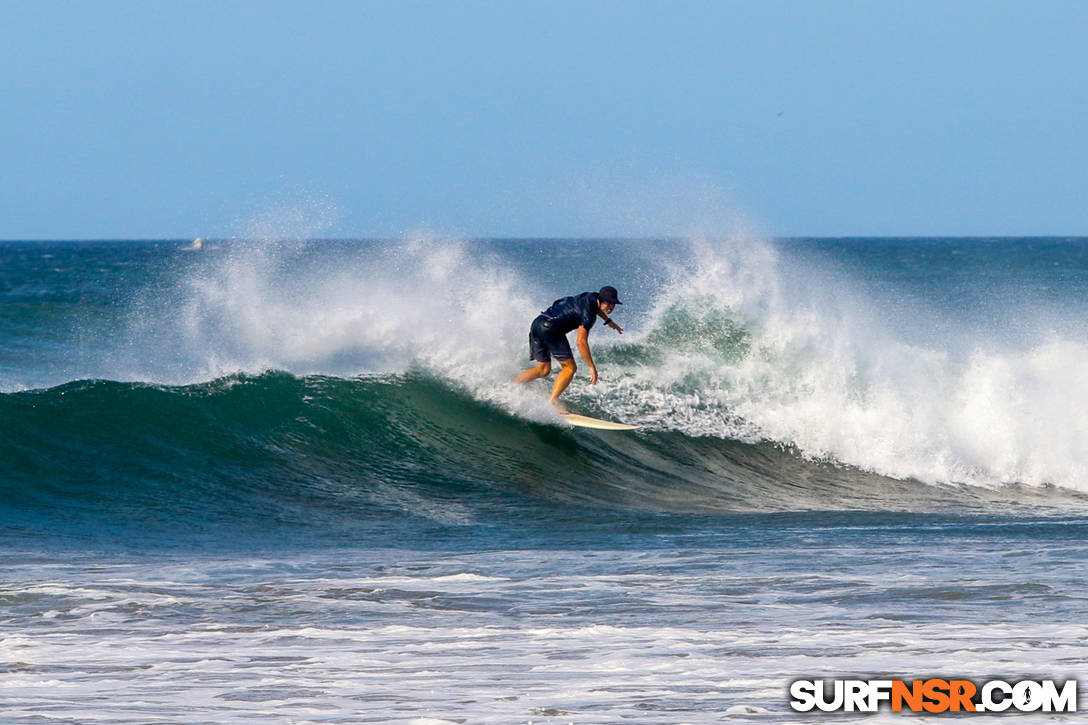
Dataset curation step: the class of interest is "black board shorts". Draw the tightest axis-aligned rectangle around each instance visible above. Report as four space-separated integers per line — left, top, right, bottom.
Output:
529 315 573 362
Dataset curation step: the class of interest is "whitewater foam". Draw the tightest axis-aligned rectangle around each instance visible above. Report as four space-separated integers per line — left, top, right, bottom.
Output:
5 540 1086 723
589 237 1088 491
117 236 568 422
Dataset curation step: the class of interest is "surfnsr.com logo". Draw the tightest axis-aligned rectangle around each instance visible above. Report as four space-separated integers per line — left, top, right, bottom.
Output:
790 678 1077 713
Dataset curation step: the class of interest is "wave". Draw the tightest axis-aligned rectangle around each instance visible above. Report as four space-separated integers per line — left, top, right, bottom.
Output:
6 236 1088 496
1 372 1083 542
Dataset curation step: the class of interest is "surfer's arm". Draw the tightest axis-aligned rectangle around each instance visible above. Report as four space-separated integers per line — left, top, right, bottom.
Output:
597 309 623 333
576 326 598 384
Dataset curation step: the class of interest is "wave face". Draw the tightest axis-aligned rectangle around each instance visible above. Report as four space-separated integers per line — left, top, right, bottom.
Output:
1 370 1083 544
3 236 1088 541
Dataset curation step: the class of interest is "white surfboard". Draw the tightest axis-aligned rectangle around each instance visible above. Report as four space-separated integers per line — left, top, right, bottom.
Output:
560 412 640 431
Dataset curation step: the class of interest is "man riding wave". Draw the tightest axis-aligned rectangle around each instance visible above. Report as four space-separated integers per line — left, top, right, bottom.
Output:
514 285 624 406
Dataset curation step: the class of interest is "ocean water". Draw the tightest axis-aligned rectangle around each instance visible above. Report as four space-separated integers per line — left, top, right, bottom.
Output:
2 236 1087 722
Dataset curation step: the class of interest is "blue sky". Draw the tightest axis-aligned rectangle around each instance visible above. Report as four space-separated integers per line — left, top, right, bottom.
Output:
2 1 1086 238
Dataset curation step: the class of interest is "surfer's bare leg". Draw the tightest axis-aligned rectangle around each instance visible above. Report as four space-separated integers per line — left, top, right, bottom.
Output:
514 361 551 384
549 358 577 403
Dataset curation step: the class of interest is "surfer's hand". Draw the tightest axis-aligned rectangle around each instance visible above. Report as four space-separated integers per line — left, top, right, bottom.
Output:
589 366 598 384
607 320 623 333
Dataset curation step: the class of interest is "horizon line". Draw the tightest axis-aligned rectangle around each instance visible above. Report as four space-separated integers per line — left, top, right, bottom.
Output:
3 234 1088 243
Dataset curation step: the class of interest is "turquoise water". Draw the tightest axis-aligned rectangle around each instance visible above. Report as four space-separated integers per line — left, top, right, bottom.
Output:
2 237 1087 721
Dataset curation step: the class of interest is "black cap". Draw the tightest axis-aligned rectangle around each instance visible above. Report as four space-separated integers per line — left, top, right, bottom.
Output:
598 286 622 305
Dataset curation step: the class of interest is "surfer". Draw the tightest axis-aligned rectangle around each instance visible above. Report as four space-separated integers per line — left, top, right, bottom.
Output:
514 285 624 406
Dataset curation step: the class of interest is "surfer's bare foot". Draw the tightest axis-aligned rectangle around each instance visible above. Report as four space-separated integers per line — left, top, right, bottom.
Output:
551 399 568 414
